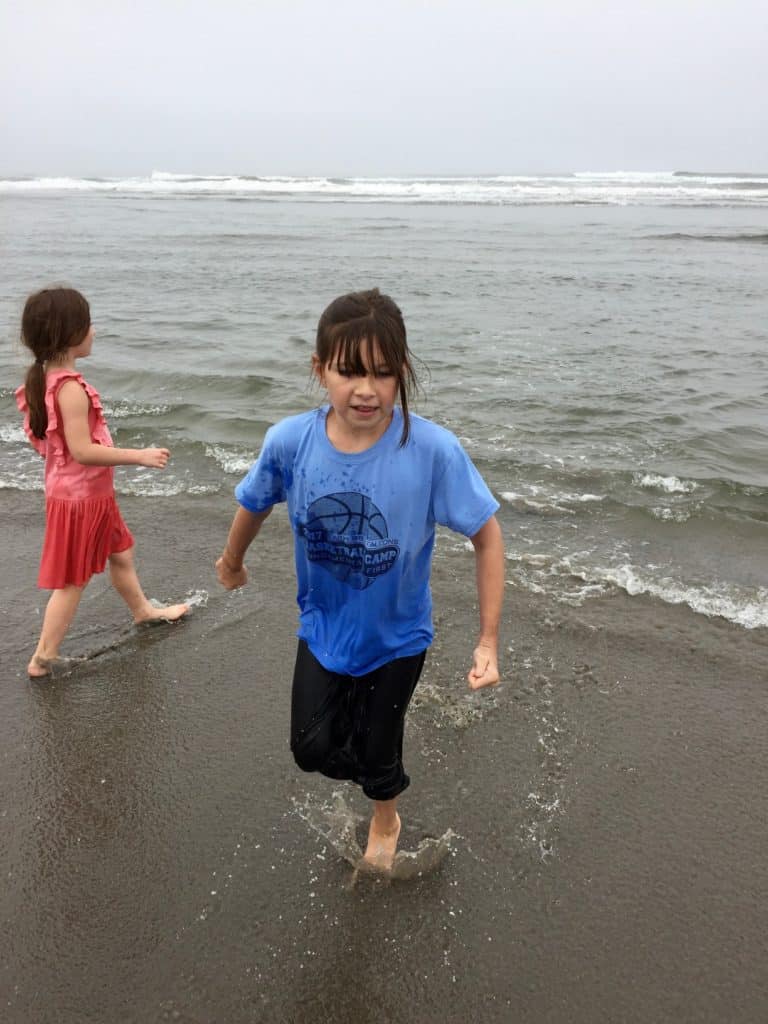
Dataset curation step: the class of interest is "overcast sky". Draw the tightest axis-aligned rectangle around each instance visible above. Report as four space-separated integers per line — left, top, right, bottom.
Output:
2 0 766 177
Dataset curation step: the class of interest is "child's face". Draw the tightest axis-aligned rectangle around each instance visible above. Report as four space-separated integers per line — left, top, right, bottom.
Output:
313 339 400 443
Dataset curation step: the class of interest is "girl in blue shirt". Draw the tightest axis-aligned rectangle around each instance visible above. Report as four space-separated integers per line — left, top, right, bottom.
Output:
217 289 504 871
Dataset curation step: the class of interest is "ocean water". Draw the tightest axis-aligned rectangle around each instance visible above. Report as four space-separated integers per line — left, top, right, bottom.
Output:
1 171 767 628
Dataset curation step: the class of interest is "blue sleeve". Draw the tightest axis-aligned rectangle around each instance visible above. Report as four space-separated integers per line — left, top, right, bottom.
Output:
431 438 500 537
234 426 287 513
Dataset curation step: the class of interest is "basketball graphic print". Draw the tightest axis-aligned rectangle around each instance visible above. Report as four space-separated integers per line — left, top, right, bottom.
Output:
298 492 400 590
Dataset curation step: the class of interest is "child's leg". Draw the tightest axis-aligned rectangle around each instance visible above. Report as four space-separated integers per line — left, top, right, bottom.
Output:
290 641 426 871
290 640 358 780
353 650 427 870
365 797 402 871
108 547 188 623
28 584 86 676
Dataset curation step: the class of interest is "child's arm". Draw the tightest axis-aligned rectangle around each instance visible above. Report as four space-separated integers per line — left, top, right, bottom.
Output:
58 379 170 468
468 514 505 690
216 505 273 589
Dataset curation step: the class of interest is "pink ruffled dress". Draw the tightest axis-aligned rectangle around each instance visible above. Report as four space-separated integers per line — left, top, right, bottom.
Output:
15 369 134 589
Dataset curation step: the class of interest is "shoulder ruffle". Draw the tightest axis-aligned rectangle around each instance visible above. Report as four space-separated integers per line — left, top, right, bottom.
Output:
17 371 110 466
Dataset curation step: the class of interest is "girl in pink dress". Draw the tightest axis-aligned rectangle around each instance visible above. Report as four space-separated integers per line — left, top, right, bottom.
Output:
16 287 188 678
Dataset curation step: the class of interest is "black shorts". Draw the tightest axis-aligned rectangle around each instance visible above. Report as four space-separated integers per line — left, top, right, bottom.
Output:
290 640 426 801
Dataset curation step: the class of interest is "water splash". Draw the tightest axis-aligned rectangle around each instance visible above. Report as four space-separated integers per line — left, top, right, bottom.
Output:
411 680 496 729
292 791 364 867
389 833 456 880
292 790 456 881
147 588 207 612
183 589 209 610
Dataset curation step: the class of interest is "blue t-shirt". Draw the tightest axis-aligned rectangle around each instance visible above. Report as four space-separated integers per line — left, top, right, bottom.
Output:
235 406 499 676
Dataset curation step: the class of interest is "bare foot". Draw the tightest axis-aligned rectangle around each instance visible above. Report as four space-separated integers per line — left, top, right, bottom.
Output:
133 603 189 625
27 654 51 678
363 812 401 872
26 655 83 678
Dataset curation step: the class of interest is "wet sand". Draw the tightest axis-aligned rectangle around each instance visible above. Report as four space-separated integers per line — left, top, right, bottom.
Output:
2 492 767 1023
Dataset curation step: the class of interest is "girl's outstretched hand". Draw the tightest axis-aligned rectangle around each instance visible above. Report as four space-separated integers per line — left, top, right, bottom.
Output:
467 640 500 690
140 447 171 469
216 555 248 590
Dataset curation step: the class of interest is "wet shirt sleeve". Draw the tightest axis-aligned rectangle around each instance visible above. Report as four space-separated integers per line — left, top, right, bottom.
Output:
235 427 287 513
431 437 499 537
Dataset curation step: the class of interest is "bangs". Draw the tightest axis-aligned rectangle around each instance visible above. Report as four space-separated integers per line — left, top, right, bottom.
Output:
325 326 404 378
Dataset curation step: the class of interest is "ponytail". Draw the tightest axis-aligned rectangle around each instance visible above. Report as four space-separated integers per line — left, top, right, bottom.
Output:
24 361 48 440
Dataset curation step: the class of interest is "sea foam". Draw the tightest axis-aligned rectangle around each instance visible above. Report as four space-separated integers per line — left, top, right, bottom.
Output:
506 549 768 629
2 171 767 206
635 473 698 494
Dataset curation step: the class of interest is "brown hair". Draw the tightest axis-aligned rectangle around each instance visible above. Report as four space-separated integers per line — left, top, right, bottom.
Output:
315 288 417 445
20 288 91 439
